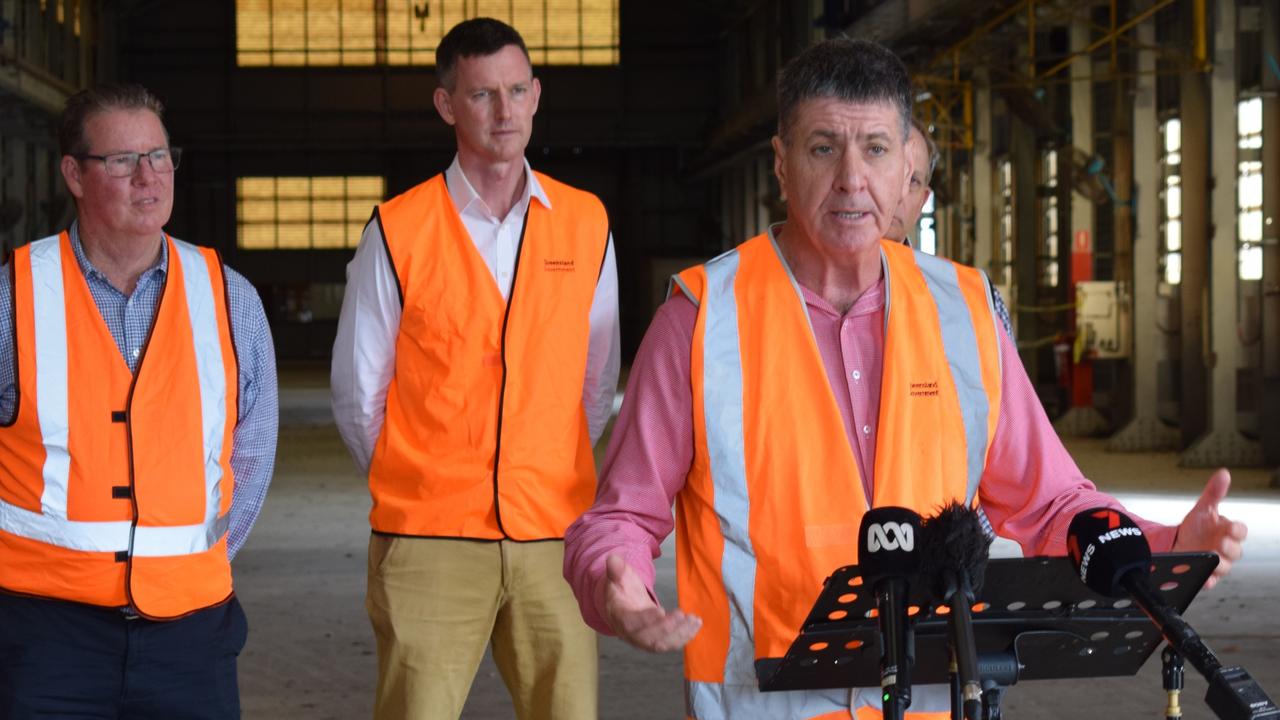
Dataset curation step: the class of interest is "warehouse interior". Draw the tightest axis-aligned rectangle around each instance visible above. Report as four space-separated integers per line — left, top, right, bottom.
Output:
2 0 1279 717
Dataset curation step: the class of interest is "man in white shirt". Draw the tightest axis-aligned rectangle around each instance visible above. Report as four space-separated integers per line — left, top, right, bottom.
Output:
331 17 619 720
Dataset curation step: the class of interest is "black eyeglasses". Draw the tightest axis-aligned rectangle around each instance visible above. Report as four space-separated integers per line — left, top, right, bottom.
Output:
78 148 182 178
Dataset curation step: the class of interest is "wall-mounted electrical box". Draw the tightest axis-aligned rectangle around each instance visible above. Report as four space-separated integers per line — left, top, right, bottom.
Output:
1076 280 1130 359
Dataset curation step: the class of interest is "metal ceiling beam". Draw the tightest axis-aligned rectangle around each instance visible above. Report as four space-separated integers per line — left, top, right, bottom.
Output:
0 48 76 115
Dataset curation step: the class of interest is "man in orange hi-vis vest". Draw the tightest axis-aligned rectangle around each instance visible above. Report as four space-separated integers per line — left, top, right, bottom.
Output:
0 86 278 718
564 38 1248 720
331 17 620 720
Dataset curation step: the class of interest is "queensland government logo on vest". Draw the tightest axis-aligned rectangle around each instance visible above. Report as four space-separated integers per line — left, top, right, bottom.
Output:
543 259 576 272
909 381 939 397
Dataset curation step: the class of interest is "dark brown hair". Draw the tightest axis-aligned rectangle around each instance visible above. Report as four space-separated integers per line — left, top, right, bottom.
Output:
435 18 531 92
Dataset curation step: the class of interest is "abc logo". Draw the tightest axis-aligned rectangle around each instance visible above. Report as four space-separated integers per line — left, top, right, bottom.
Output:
866 522 914 552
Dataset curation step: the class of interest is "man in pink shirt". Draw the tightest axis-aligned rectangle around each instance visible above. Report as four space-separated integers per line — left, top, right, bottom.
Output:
563 38 1247 720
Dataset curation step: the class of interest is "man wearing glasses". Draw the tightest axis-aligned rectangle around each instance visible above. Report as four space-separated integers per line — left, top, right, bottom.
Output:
0 84 278 718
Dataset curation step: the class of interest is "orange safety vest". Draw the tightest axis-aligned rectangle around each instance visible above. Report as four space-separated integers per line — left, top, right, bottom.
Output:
368 172 608 540
670 235 1002 718
0 232 238 620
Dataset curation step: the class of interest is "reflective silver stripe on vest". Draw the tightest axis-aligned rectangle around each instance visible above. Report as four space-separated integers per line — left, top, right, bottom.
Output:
686 681 846 719
132 512 232 556
851 683 953 714
701 250 758 685
28 235 72 519
172 240 229 541
978 268 1004 378
0 237 230 556
0 502 231 555
685 681 953 718
912 251 991 505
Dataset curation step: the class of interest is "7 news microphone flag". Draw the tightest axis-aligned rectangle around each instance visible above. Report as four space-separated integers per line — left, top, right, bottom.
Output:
1068 508 1279 720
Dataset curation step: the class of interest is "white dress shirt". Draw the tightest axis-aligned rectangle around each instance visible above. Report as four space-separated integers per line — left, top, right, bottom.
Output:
331 156 621 472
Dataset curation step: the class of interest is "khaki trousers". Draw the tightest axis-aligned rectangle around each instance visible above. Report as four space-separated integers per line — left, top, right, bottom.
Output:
366 535 597 720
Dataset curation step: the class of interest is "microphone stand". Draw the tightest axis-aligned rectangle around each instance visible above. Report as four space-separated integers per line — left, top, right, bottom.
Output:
1122 572 1278 719
1163 646 1184 720
949 651 961 720
876 580 911 720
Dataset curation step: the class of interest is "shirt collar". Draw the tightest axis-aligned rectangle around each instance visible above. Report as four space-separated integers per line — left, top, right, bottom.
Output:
444 155 551 221
799 277 885 319
69 221 168 286
767 222 886 319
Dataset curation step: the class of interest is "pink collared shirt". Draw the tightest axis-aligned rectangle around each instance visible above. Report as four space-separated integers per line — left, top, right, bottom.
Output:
564 273 1177 635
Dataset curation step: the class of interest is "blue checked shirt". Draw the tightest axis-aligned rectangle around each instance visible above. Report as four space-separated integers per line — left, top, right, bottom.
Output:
991 285 1015 341
0 224 278 560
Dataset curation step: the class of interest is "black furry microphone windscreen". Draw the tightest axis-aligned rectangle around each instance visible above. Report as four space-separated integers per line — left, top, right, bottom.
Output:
919 502 991 602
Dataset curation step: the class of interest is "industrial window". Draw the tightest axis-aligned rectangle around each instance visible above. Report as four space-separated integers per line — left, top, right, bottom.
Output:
237 176 385 250
996 158 1015 287
916 192 937 256
1039 149 1060 288
1237 98 1263 281
1159 118 1182 290
38 0 81 35
235 0 619 67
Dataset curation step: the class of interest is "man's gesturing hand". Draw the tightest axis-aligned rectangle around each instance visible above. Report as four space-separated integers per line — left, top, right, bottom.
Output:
602 554 702 652
1173 468 1249 590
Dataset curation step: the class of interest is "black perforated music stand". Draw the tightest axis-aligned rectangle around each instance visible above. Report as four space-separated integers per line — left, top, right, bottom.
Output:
757 553 1218 696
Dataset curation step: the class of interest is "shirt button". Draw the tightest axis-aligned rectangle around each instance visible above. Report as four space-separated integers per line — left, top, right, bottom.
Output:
852 370 861 381
131 348 140 359
862 424 871 435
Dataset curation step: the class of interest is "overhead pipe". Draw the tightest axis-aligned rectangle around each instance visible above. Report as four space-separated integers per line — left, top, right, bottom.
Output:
1038 0 1178 79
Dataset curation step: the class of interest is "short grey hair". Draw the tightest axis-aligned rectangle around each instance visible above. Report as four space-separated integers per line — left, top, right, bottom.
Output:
912 118 940 182
776 37 912 141
59 84 166 157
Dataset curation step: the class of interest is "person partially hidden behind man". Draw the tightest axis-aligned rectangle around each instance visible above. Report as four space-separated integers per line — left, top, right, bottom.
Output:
886 117 1014 339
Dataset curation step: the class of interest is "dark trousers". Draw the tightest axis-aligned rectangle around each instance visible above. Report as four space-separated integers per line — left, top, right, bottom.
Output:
0 592 248 720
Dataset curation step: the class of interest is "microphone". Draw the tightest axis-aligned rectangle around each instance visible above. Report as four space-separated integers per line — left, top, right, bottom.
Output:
920 503 991 720
858 507 922 720
1068 508 1280 720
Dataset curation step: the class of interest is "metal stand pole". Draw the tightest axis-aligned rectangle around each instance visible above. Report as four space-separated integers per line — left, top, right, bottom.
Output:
1163 645 1185 720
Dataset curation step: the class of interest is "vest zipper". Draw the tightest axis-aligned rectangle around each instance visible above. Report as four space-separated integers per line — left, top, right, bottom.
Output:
490 207 532 539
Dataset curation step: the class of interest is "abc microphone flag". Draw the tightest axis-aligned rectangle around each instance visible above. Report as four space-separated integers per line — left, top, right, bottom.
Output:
858 507 920 578
858 507 922 720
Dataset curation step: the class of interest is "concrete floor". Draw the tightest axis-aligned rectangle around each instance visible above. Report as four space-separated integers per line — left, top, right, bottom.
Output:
236 371 1280 719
